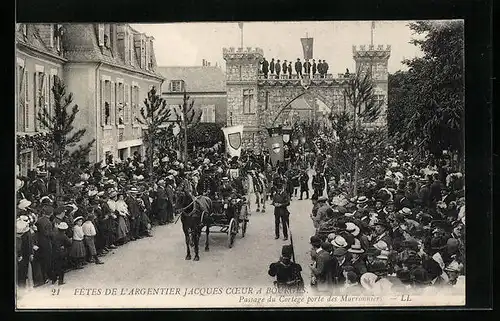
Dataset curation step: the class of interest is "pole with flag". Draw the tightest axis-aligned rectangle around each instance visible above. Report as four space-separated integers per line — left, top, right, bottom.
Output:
238 22 244 48
300 36 313 60
371 21 375 46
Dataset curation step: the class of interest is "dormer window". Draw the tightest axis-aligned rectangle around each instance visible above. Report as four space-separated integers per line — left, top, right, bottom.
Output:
170 80 184 92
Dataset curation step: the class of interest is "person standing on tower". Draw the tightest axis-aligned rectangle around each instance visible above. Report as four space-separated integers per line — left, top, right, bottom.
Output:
275 59 281 77
287 61 292 79
312 59 317 76
304 59 312 76
322 60 329 76
261 58 269 78
270 58 275 75
295 58 303 78
317 59 324 78
282 60 288 77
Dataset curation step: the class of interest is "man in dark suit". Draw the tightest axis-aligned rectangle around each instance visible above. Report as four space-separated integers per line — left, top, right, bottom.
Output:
270 58 275 75
272 182 291 240
282 60 288 77
317 59 324 78
303 59 312 75
309 241 335 291
312 59 317 76
275 59 281 77
295 58 303 78
287 62 293 79
156 180 169 225
261 58 269 78
36 205 54 284
322 60 329 76
299 169 310 200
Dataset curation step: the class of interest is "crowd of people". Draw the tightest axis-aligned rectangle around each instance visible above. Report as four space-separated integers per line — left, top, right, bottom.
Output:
298 146 466 294
15 144 271 288
260 58 338 79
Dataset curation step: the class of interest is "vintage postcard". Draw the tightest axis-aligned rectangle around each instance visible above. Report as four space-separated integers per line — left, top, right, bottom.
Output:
15 20 465 309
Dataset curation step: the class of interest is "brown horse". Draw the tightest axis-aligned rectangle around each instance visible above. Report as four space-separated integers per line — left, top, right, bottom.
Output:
175 188 212 261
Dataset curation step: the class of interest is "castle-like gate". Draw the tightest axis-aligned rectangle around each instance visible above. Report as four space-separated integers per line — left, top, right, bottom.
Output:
223 44 391 152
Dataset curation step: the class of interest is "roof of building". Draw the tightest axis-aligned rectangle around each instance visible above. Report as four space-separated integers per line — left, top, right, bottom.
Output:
61 24 163 79
16 24 64 60
156 66 226 93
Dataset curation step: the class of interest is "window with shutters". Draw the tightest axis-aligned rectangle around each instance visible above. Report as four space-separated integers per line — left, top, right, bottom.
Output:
17 65 26 132
170 80 184 92
25 70 30 131
124 83 130 124
111 81 116 125
243 89 254 114
129 34 134 65
201 105 215 123
102 80 112 126
35 72 47 131
131 85 140 125
98 24 105 47
116 81 124 125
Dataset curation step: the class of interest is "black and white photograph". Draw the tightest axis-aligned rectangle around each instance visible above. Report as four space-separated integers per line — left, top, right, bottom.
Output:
15 20 467 308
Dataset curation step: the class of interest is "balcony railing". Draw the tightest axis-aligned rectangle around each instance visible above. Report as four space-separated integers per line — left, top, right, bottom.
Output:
258 73 353 80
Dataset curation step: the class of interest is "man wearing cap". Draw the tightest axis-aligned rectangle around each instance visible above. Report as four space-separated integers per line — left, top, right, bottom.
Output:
371 219 392 248
272 182 291 240
268 245 304 290
348 244 368 276
311 196 330 228
155 180 169 225
332 247 348 285
125 188 141 239
312 171 325 199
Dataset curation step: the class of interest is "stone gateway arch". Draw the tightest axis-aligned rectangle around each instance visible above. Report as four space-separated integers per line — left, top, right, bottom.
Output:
223 45 390 152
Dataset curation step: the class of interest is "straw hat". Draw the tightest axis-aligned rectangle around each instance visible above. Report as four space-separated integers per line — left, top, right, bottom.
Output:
376 250 390 260
73 216 84 223
373 241 389 251
16 219 30 234
17 199 32 210
345 222 360 236
57 222 69 230
348 243 365 254
331 235 347 248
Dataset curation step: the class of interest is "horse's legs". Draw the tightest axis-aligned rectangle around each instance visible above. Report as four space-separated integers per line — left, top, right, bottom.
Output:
256 192 260 212
193 226 201 261
205 223 210 251
182 219 191 260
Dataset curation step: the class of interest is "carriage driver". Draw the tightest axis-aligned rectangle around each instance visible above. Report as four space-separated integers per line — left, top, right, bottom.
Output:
219 177 234 200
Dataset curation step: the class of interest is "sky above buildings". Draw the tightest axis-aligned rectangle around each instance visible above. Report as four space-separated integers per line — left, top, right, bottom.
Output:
131 21 426 74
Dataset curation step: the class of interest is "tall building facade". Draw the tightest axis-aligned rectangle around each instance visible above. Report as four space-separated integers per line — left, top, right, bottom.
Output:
16 23 164 174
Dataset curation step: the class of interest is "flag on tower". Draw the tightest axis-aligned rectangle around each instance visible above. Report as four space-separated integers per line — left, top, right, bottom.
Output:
300 37 314 60
238 22 244 30
372 21 376 29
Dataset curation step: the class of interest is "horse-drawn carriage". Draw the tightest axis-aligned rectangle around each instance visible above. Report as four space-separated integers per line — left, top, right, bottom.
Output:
204 195 249 248
175 187 250 261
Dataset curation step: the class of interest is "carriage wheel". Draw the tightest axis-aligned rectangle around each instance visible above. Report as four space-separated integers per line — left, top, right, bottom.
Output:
227 218 237 248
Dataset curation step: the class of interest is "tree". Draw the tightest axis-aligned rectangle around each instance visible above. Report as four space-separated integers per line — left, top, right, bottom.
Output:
137 86 175 180
390 20 464 168
37 77 95 196
324 68 386 196
174 89 201 163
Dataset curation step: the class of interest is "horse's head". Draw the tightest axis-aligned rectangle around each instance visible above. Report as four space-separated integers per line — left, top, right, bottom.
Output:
174 187 192 212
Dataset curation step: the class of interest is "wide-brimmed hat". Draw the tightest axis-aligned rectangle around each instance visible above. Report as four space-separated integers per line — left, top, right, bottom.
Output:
399 207 412 216
128 187 139 194
331 235 347 248
16 219 30 234
376 250 390 260
345 222 360 236
17 199 32 210
88 190 98 197
360 272 378 290
373 240 389 251
57 222 69 230
18 215 30 223
73 216 84 223
348 243 365 254
356 196 369 204
327 233 336 241
318 196 328 202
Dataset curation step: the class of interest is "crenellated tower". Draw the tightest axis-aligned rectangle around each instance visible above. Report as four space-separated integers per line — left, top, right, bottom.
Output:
223 47 264 150
352 44 391 127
